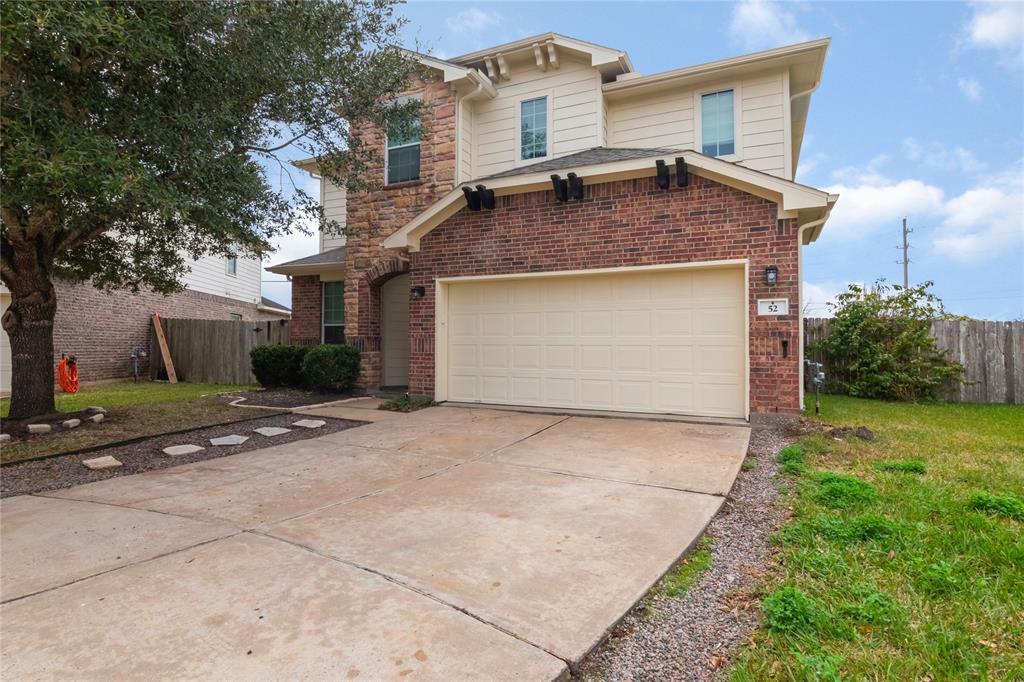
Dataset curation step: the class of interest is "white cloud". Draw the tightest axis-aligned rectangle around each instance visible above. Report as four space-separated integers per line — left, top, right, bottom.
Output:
933 164 1024 262
824 177 945 239
902 137 987 174
963 1 1024 68
729 0 811 51
445 8 501 35
802 280 856 317
957 77 983 101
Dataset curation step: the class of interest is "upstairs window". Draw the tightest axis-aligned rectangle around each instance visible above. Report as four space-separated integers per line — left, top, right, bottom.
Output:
520 96 548 160
386 118 421 184
322 281 345 344
225 248 238 276
700 89 735 157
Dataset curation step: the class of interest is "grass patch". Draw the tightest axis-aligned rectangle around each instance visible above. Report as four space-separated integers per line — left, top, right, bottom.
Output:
663 536 713 597
1 381 258 464
378 394 436 413
966 491 1024 520
776 443 807 476
875 458 926 474
731 395 1024 681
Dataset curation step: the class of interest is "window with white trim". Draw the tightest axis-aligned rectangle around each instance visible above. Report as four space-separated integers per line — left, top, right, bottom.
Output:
520 96 548 160
225 248 238 276
322 281 344 344
700 89 735 157
386 119 421 184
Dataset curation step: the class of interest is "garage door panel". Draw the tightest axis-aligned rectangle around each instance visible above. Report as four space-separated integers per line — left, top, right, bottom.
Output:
445 268 745 418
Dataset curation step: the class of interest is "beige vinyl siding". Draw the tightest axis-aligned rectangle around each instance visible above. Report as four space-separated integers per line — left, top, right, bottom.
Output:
472 56 602 178
738 73 786 177
182 252 262 304
458 97 474 182
606 69 789 179
320 179 346 252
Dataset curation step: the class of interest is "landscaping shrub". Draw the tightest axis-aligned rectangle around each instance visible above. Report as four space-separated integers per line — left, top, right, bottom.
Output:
966 491 1024 520
809 281 964 401
762 586 820 634
250 344 308 388
875 459 926 474
301 344 360 392
809 472 877 509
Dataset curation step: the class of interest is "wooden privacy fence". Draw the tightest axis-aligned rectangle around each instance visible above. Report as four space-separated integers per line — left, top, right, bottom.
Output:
804 318 1024 404
150 318 290 384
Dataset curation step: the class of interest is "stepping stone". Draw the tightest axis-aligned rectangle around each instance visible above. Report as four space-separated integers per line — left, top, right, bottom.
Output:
27 424 52 434
82 456 122 470
292 419 326 429
62 419 81 429
253 427 291 437
163 444 205 456
0 434 10 443
210 434 249 446
90 414 105 423
86 406 106 414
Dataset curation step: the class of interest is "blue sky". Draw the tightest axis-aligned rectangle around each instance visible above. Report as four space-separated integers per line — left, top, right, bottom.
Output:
263 1 1023 320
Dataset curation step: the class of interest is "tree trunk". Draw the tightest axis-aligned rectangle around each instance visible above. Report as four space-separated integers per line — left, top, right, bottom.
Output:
2 280 57 419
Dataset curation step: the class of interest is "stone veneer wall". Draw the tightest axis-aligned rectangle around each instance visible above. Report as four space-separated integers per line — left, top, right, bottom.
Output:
408 174 802 415
342 76 458 387
52 279 285 382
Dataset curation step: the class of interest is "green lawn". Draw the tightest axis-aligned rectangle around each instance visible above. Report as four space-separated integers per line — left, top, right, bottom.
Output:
731 395 1024 681
2 381 258 463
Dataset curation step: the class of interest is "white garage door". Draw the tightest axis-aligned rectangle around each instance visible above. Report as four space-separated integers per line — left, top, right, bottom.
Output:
444 266 746 418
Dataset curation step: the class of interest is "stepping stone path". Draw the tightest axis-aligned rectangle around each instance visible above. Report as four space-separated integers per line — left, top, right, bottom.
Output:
82 455 122 470
163 444 205 456
62 419 81 429
292 419 326 429
27 424 52 434
90 414 105 423
210 434 249 446
253 427 291 437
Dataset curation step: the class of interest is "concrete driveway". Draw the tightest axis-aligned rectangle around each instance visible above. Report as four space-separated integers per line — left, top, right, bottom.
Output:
0 405 749 680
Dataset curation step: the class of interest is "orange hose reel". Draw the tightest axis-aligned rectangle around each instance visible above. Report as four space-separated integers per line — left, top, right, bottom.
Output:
57 354 80 394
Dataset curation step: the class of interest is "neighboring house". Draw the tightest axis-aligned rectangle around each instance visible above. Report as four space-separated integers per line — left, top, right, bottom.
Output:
268 33 836 420
0 253 290 392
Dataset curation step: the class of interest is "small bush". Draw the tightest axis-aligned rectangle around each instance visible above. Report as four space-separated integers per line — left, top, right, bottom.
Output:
250 344 308 388
810 472 877 509
379 394 436 413
762 586 820 634
967 491 1024 520
301 344 360 392
875 459 926 474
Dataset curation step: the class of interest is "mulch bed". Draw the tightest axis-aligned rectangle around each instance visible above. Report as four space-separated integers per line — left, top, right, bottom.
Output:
1 409 99 438
1 413 366 498
224 388 354 408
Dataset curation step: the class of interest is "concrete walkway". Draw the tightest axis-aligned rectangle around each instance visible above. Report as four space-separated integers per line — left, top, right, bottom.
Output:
0 406 749 680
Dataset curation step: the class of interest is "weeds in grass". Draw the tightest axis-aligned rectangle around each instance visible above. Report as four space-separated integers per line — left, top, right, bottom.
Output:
762 586 821 634
793 651 843 682
838 585 903 627
875 459 926 474
741 458 756 471
378 394 436 412
777 443 808 476
915 559 965 596
775 513 901 546
809 472 878 509
966 491 1024 520
664 536 713 597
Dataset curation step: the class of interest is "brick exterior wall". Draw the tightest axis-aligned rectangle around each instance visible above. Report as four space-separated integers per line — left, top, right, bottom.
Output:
342 75 457 387
407 174 802 415
53 279 285 382
289 275 323 345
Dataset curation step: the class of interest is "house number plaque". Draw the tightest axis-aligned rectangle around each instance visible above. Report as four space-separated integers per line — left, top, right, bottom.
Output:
757 298 789 316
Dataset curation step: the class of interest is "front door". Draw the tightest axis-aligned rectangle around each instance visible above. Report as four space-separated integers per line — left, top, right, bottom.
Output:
380 274 410 387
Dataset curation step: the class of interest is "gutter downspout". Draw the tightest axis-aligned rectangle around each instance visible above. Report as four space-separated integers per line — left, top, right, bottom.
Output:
795 211 832 409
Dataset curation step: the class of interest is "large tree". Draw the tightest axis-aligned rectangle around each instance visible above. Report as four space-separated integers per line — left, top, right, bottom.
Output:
1 0 420 418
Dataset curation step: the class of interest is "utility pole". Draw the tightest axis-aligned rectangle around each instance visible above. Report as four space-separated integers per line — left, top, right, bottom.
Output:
897 217 912 288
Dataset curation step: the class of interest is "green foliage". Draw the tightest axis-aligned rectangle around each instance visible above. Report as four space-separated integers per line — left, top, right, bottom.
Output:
777 444 808 476
793 651 844 682
664 536 713 597
250 345 308 388
810 281 964 401
378 394 436 412
837 585 903 627
875 459 926 474
817 513 900 542
915 559 965 595
762 586 821 634
966 491 1024 520
809 472 878 509
301 345 360 393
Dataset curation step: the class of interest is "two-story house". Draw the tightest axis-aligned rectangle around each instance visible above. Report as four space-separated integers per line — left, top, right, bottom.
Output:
268 33 837 421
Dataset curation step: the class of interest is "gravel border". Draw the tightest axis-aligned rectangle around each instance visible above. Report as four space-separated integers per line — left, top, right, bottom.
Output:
577 425 790 680
1 413 366 498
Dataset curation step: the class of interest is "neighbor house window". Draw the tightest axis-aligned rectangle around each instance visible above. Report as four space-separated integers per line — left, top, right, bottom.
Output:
520 96 548 160
701 89 735 157
322 281 344 344
225 249 238 276
229 313 242 321
386 119 421 184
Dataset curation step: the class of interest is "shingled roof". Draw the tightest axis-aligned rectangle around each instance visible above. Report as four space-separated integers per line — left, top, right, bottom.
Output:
265 246 346 276
477 147 686 181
